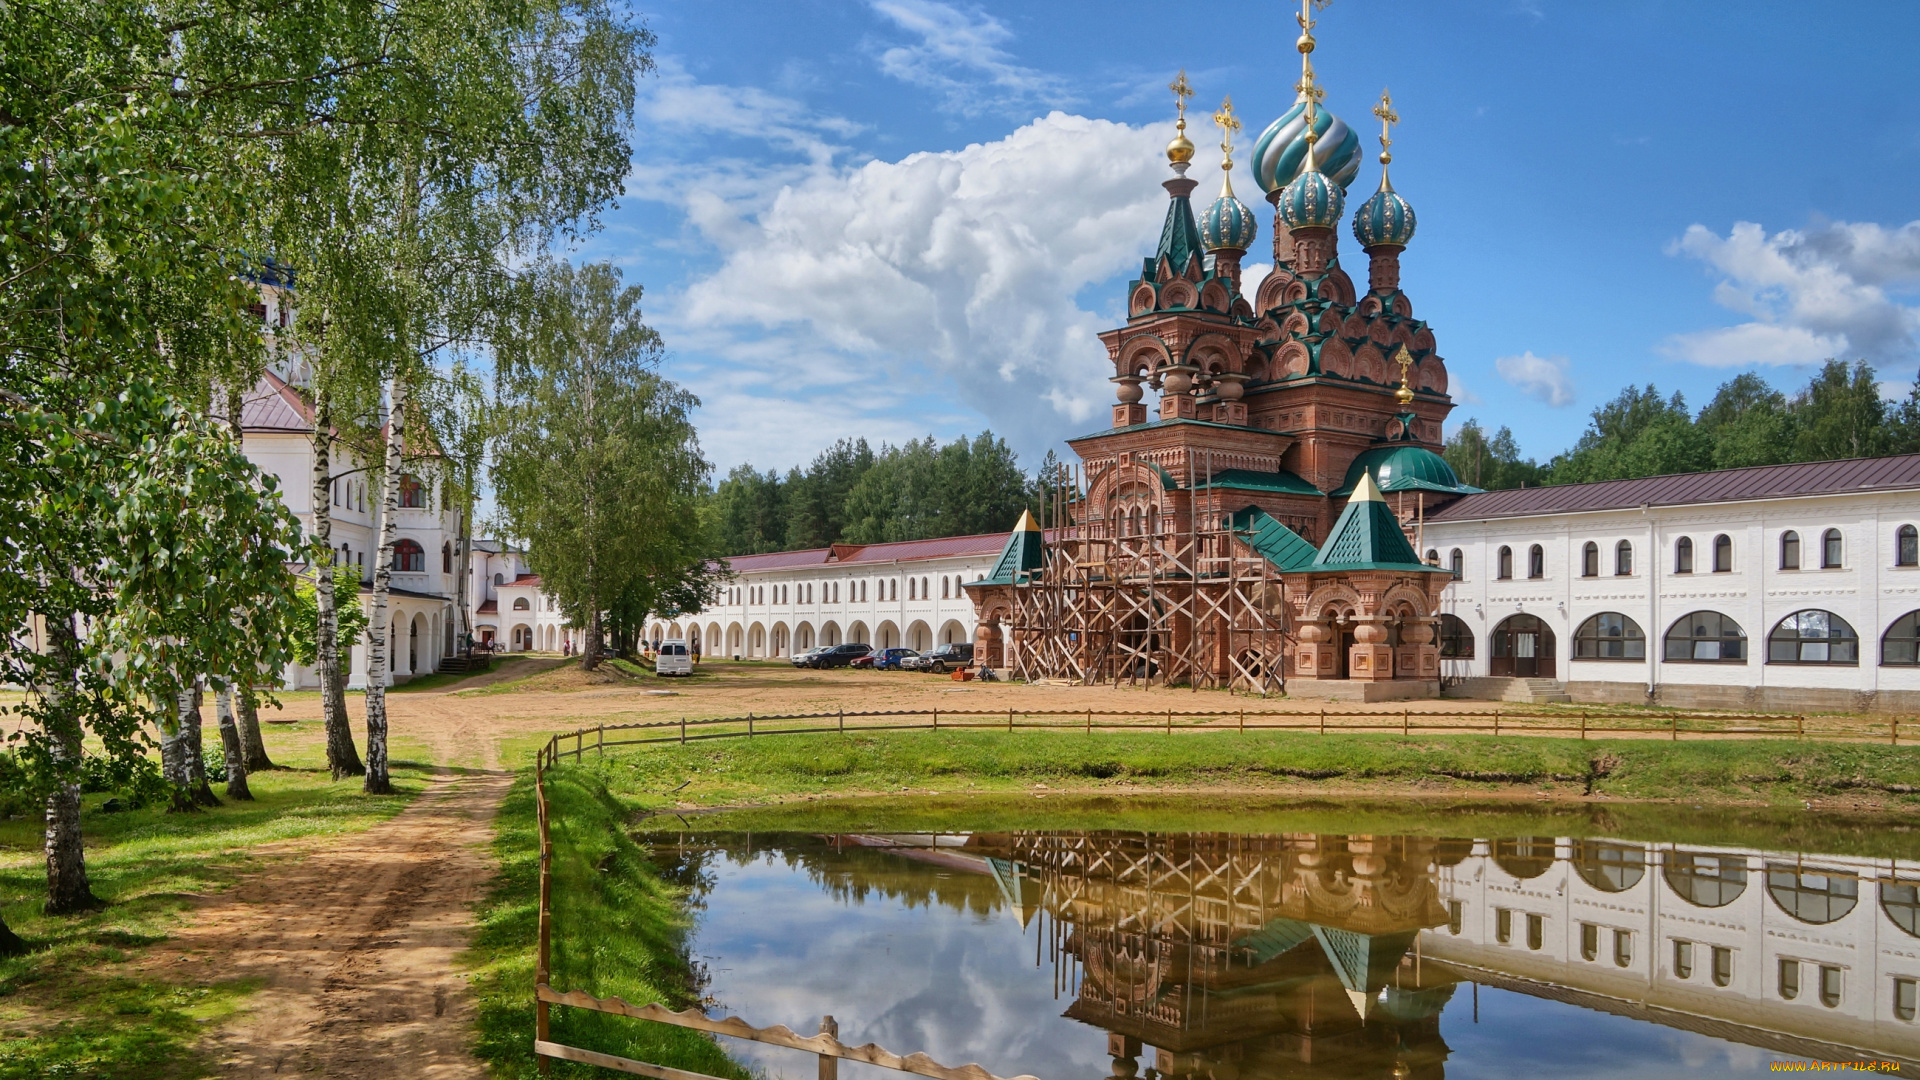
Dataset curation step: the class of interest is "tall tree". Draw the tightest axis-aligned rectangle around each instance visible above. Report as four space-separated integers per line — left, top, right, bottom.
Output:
1790 359 1889 462
493 261 712 671
784 439 874 549
1442 420 1543 490
711 466 789 555
1696 372 1794 469
1545 385 1710 484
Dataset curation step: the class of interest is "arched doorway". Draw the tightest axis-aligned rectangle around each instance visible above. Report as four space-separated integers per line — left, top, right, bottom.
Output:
1491 614 1556 678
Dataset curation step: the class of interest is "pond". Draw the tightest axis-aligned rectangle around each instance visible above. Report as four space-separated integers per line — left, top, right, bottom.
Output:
641 811 1920 1080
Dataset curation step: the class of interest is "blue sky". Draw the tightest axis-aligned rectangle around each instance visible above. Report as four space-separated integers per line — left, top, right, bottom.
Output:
575 0 1920 477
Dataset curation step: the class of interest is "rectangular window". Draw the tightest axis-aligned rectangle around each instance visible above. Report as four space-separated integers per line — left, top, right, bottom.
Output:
1782 532 1800 569
1820 965 1842 1008
1526 913 1544 950
1495 908 1512 944
1448 900 1462 936
1580 923 1599 962
1711 946 1733 987
1824 530 1843 568
1780 958 1800 1000
1613 929 1633 968
1582 545 1599 577
1673 939 1694 979
1896 977 1917 1022
1616 542 1633 576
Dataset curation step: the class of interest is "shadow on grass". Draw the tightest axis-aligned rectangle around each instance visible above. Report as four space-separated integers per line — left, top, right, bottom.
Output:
0 763 428 1078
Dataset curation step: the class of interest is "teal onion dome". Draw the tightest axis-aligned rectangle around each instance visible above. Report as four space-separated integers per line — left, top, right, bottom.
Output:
1199 178 1258 253
1250 100 1362 195
1353 176 1416 248
1278 166 1344 231
1335 444 1474 497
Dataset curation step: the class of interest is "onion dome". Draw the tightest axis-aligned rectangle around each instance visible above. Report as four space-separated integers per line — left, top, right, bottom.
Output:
1277 152 1344 231
1353 172 1416 249
1200 173 1258 253
1334 444 1476 497
1250 99 1362 195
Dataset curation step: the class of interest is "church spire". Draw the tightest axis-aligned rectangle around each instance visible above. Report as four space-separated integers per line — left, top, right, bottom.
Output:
1154 69 1203 280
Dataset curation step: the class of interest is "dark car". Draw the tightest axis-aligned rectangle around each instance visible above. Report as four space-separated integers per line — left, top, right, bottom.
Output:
913 642 974 674
807 643 874 669
870 647 918 671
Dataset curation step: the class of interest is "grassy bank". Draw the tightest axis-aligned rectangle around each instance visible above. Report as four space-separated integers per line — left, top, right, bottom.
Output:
467 766 750 1080
0 762 429 1079
590 729 1920 811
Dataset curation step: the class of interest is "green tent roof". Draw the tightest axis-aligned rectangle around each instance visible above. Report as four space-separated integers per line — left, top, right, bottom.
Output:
1153 187 1204 280
1240 916 1318 966
1227 506 1318 571
972 510 1045 586
1312 472 1449 573
1312 925 1422 1018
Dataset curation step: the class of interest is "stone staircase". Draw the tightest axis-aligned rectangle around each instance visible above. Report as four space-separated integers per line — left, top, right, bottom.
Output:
1442 676 1572 704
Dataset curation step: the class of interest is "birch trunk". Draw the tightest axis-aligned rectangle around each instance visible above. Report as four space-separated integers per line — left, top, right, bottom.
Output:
455 501 473 656
215 689 253 800
312 389 364 778
363 375 404 795
583 597 603 670
42 616 98 913
162 689 199 813
238 685 275 772
183 685 221 807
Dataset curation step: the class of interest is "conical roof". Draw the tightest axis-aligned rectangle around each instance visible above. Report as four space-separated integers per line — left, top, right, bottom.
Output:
974 510 1045 586
1312 925 1421 1018
1154 184 1205 279
1311 472 1446 573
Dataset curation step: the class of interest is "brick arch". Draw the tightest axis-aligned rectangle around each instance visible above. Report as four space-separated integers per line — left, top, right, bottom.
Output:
1117 334 1171 379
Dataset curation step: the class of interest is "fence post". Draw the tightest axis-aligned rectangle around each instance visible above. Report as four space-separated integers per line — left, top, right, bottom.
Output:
1493 710 1500 737
933 708 938 731
1403 708 1410 736
1319 707 1326 735
680 717 686 744
1239 708 1245 733
1797 714 1804 740
597 726 604 757
1087 709 1092 734
1166 708 1173 735
748 713 754 739
1580 711 1587 741
818 1015 839 1080
839 708 844 733
1671 715 1679 742
1008 707 1014 733
1894 717 1901 747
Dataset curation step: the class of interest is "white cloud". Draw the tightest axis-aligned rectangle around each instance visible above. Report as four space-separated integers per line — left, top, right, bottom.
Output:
1660 219 1920 368
1494 350 1575 406
661 111 1170 465
868 0 1074 117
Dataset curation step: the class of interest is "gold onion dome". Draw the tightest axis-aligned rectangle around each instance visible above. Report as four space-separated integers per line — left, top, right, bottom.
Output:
1167 127 1195 164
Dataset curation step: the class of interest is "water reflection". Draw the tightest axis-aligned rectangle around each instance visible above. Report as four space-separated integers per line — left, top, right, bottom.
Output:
655 830 1920 1079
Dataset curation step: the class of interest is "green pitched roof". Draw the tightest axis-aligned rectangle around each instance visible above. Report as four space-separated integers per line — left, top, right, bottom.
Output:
1312 926 1421 1019
973 510 1045 586
1312 472 1448 573
1240 916 1317 966
1154 188 1204 279
1227 506 1318 571
1208 467 1321 496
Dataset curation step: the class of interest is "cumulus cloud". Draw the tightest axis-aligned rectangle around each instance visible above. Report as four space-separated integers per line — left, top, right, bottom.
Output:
1660 219 1920 368
1494 350 1575 406
663 112 1169 463
868 0 1074 117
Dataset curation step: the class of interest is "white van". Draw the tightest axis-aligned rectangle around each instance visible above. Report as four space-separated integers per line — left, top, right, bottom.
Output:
655 639 693 676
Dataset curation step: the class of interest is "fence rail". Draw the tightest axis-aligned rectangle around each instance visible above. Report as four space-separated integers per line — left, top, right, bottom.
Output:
531 701 1912 1073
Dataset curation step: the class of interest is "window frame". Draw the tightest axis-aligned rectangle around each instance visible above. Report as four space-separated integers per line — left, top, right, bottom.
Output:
1767 609 1860 666
1663 610 1749 663
1822 528 1843 569
1527 544 1545 580
1573 611 1646 661
1781 530 1801 570
1900 525 1919 568
1450 548 1464 577
1582 541 1599 578
1616 539 1633 576
1436 613 1475 659
1675 536 1694 574
397 473 427 509
392 538 425 573
1497 546 1513 580
1711 533 1733 573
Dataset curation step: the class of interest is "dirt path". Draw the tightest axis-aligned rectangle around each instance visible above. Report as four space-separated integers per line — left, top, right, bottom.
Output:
149 746 510 1077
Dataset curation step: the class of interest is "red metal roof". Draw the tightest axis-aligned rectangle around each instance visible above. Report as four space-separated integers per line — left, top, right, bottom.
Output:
724 531 1012 573
476 600 498 614
508 573 542 586
240 370 313 432
1425 454 1920 522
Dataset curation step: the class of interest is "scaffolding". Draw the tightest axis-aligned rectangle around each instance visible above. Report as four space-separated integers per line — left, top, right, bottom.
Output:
1005 451 1295 695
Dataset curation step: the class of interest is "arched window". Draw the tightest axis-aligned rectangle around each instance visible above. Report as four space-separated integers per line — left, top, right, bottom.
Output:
1766 864 1859 925
393 539 425 573
907 578 915 600
1768 609 1859 665
1527 544 1544 579
1882 880 1920 939
1711 533 1732 572
1884 611 1920 665
921 576 929 599
1581 542 1599 577
1615 540 1633 576
1573 841 1646 892
1780 530 1800 570
1663 852 1747 907
398 473 426 509
493 572 504 586
1675 536 1694 574
1822 528 1843 568
942 577 950 599
1437 613 1475 658
1449 548 1464 577
512 597 530 611
1574 612 1645 660
1497 545 1513 580
1425 547 1439 565
1900 525 1919 567
1665 610 1747 662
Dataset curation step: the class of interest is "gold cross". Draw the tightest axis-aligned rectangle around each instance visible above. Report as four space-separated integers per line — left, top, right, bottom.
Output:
1394 345 1415 385
1294 68 1325 105
1372 89 1399 164
1212 96 1242 163
1169 70 1193 123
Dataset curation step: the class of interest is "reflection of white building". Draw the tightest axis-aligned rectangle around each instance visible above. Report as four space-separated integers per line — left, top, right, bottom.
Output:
653 534 1008 658
1425 838 1920 1065
467 539 571 653
1421 456 1920 711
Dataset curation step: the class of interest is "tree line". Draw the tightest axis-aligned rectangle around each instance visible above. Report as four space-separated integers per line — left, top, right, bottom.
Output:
709 435 1047 555
1 0 655 948
1444 360 1920 491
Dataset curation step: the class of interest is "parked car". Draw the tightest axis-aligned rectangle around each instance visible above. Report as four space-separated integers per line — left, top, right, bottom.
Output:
656 638 693 676
849 649 879 669
911 642 975 674
790 646 828 669
806 642 874 669
870 647 918 671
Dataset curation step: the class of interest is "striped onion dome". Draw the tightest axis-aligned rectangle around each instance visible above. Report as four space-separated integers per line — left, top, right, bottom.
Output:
1250 100 1362 195
1199 175 1258 253
1353 172 1416 249
1278 165 1345 232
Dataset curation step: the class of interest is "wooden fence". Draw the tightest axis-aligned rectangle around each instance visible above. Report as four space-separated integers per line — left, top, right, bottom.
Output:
531 702 1910 1073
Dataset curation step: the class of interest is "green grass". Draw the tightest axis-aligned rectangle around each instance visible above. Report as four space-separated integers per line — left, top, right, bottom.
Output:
467 767 750 1079
587 728 1920 811
0 763 429 1079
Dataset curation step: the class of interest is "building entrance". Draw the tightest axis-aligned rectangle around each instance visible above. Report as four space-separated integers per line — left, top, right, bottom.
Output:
1490 614 1555 678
